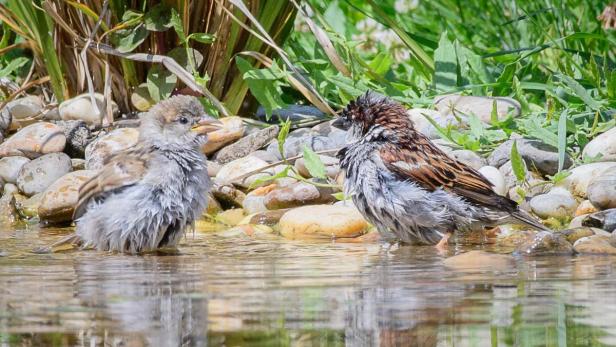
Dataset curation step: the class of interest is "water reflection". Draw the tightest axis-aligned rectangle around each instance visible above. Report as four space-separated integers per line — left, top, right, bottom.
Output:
0 230 616 346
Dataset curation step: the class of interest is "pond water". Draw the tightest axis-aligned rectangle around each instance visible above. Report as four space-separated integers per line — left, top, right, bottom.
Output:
1 225 616 346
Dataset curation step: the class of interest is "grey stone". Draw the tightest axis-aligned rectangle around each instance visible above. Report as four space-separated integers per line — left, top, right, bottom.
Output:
214 125 278 164
256 105 325 123
582 209 616 233
489 139 572 175
0 156 30 184
587 171 616 210
514 231 574 256
530 189 578 219
16 152 72 196
434 94 521 123
56 120 92 158
264 181 335 210
453 150 486 170
582 126 616 162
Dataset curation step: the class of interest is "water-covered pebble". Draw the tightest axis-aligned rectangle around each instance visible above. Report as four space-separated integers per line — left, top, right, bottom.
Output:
556 162 616 198
443 250 513 271
295 155 340 179
434 94 521 123
0 122 66 158
582 209 616 233
264 181 335 210
0 156 30 184
0 190 17 225
489 138 572 175
38 170 97 224
573 235 616 255
514 231 574 256
478 166 506 196
587 171 616 210
85 128 139 170
559 227 605 244
59 93 118 126
582 126 616 162
216 208 245 226
278 204 369 240
16 192 43 218
244 209 287 226
530 188 578 219
16 152 72 196
214 125 278 164
202 116 245 155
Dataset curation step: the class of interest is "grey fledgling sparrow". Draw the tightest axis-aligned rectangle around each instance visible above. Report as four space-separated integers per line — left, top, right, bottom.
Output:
72 95 221 253
333 92 549 248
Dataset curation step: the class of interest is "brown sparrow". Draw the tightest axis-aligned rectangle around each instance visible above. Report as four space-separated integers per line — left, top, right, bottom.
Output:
70 95 220 253
333 92 549 248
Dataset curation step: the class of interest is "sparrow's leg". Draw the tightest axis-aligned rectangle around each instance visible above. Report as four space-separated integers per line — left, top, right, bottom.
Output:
435 231 452 250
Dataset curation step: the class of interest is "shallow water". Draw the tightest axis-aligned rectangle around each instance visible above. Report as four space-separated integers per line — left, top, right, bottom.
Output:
1 225 616 347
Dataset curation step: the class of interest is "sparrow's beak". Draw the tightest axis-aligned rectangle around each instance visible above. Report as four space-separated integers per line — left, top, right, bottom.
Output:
332 117 350 130
191 117 223 134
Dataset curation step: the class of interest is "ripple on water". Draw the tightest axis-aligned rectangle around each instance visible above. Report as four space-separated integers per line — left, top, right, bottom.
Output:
1 225 616 346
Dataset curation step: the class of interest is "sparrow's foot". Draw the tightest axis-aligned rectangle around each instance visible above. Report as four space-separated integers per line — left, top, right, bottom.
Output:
435 232 452 251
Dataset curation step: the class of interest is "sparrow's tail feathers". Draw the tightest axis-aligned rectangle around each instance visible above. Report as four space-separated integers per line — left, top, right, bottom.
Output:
511 209 551 231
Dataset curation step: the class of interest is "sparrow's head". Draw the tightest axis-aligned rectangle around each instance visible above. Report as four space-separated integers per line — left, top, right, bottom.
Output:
139 95 221 148
332 91 414 143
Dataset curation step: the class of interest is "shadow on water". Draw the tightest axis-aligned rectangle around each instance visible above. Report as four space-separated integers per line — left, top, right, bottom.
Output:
0 227 616 346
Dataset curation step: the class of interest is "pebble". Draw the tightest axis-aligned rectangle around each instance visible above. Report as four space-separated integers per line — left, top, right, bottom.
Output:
266 127 339 160
582 209 616 233
488 138 572 175
587 171 616 210
0 102 12 137
202 116 245 155
250 150 279 163
5 95 44 129
530 189 578 219
211 184 246 209
569 214 587 229
205 193 223 216
434 94 521 123
256 105 325 123
582 126 616 162
16 192 43 218
498 160 546 195
59 93 118 126
0 156 30 184
56 120 91 158
278 204 369 240
0 191 17 225
213 125 278 164
85 128 139 170
245 209 287 226
556 162 616 198
264 181 335 210
478 166 506 196
294 155 340 179
0 122 66 158
311 121 347 147
443 250 513 271
38 170 97 224
216 208 245 226
214 155 269 186
206 160 221 177
452 150 487 170
406 108 449 139
573 235 616 255
496 229 538 248
576 200 599 216
559 227 603 244
242 185 276 214
514 231 574 256
16 152 72 196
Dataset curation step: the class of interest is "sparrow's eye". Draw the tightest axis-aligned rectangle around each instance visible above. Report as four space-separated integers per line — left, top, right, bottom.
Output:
178 116 189 125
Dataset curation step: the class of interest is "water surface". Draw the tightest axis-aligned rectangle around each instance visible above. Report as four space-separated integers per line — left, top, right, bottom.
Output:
1 225 615 346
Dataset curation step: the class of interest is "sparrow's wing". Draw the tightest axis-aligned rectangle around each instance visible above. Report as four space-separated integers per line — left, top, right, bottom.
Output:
379 137 517 213
73 152 148 220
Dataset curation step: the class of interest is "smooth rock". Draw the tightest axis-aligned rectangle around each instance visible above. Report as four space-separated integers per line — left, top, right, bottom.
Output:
311 121 348 146
515 231 574 256
264 181 335 210
0 191 17 225
16 192 43 218
587 171 616 210
202 116 245 154
278 205 369 240
295 155 340 179
214 125 278 164
443 250 513 271
488 139 572 175
452 150 486 170
0 102 12 137
214 156 268 186
250 150 279 163
497 229 538 248
59 93 118 126
16 153 72 196
242 185 276 215
0 122 66 158
207 160 221 177
478 166 506 196
3 183 18 195
205 193 223 216
582 209 616 233
0 156 30 184
267 127 339 160
56 120 91 158
576 200 599 216
6 95 43 129
556 162 616 198
85 128 139 170
530 190 578 219
434 94 521 123
582 126 616 162
574 235 616 255
38 170 97 224
406 108 451 139
559 227 600 244
131 83 155 111
569 214 587 229
246 209 287 226
256 105 325 123
498 160 546 194
211 184 245 209
216 208 245 226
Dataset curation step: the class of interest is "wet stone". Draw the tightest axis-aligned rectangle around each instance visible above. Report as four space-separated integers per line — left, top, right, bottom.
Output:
0 122 66 158
443 250 514 271
582 209 616 233
38 170 97 224
16 152 72 196
247 209 288 226
56 120 91 158
202 116 245 155
264 181 335 210
582 126 616 162
573 235 616 255
211 184 245 209
0 156 30 184
214 125 278 164
278 204 369 240
559 227 602 244
587 171 616 210
514 231 574 256
216 208 245 227
488 138 572 175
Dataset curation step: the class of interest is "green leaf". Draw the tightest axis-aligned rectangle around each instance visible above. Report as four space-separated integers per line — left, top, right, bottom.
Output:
115 24 148 53
121 10 143 22
236 57 286 118
557 109 568 173
144 3 172 32
494 64 516 96
146 65 177 102
368 52 393 76
559 75 602 111
188 33 216 44
277 119 292 159
249 166 291 189
434 32 457 91
467 114 485 140
490 100 499 126
332 192 349 201
510 140 527 183
0 57 29 78
170 9 185 42
302 146 327 179
548 170 571 184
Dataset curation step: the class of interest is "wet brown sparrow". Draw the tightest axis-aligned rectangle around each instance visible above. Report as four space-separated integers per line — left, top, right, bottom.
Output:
333 92 549 248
